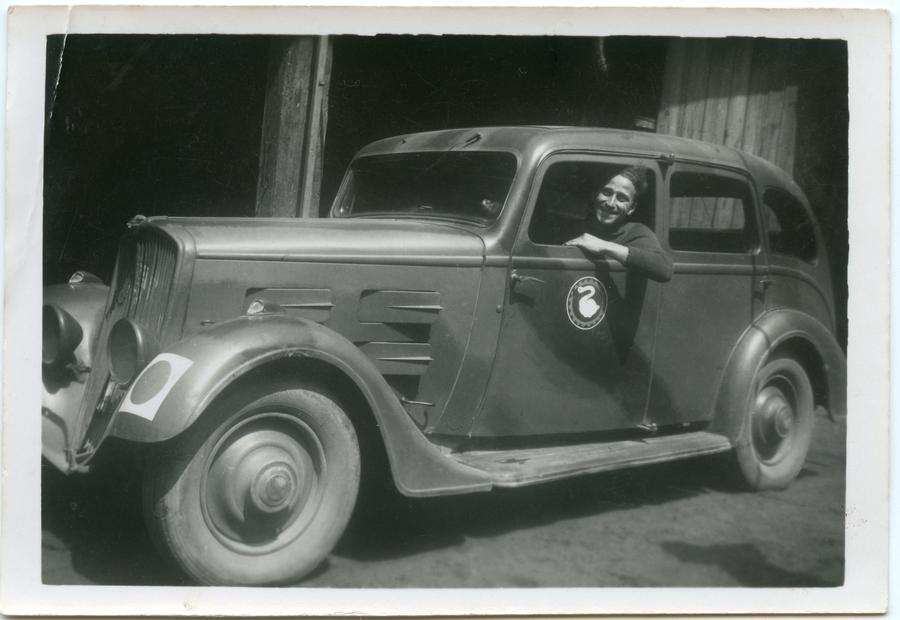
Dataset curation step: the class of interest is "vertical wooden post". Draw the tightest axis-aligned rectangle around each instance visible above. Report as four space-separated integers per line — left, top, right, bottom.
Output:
299 36 333 218
255 36 332 218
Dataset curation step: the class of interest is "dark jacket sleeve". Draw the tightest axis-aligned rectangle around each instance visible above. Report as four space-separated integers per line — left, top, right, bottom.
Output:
621 224 674 283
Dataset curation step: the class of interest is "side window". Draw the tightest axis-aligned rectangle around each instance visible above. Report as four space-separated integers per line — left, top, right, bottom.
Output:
668 171 758 253
763 188 818 262
529 161 655 246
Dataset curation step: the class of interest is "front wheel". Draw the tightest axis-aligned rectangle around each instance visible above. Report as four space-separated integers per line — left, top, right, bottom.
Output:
734 357 815 490
143 380 361 586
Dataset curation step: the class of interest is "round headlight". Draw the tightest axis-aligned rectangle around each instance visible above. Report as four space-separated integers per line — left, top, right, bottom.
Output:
68 270 103 285
108 318 159 385
42 304 83 366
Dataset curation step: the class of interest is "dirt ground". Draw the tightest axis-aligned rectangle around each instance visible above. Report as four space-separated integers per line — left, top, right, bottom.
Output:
41 408 845 588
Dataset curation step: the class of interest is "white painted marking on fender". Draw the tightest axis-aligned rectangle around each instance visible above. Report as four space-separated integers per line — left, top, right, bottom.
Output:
119 353 194 421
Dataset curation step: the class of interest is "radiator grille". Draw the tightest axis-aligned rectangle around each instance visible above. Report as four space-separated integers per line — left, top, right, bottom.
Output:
74 228 181 459
111 230 179 334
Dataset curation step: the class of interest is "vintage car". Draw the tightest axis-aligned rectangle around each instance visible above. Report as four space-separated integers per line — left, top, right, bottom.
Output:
42 126 846 586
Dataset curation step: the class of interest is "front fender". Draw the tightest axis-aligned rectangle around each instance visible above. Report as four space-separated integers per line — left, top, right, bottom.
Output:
111 313 491 496
711 308 847 444
42 281 110 472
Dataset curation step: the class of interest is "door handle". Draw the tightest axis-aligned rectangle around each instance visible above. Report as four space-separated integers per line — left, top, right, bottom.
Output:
754 277 774 302
510 270 545 288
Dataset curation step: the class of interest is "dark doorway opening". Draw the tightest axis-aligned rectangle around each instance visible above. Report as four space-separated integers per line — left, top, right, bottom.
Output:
43 35 270 284
321 35 667 213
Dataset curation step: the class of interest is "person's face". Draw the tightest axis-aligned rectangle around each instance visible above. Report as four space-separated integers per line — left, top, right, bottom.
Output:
593 174 636 227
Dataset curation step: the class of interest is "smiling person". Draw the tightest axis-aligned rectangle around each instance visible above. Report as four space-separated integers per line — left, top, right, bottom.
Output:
565 165 673 283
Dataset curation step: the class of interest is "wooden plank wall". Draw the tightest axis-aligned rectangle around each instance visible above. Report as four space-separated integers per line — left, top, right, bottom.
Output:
657 38 799 174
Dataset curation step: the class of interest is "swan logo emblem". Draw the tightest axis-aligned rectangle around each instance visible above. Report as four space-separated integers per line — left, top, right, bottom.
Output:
565 276 608 330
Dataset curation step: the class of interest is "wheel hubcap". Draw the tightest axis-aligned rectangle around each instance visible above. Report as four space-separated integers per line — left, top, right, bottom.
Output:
774 405 794 438
751 378 797 463
251 462 298 512
202 412 324 553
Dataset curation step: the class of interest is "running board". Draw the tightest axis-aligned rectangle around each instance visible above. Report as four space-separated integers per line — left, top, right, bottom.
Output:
453 431 733 488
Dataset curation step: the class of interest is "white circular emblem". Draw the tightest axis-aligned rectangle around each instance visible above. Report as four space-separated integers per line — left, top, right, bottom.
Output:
566 276 608 330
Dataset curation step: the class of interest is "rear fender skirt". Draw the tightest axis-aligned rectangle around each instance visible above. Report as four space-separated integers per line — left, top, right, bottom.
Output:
41 282 110 472
110 314 491 496
711 309 847 444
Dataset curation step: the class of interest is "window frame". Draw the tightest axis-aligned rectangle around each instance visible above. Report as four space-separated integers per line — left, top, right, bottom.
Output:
761 185 821 266
662 162 763 258
330 149 520 227
519 152 662 253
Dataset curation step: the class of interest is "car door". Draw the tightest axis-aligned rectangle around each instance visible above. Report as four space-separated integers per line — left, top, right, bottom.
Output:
470 154 663 438
647 163 767 427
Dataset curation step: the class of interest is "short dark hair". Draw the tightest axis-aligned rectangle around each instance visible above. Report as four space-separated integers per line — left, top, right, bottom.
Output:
617 165 650 199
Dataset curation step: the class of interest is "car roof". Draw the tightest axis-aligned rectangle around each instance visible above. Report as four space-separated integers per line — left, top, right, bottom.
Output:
358 125 748 165
356 125 802 196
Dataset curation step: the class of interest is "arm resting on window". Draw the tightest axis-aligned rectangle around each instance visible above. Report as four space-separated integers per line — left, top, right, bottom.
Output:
624 245 673 282
566 226 673 283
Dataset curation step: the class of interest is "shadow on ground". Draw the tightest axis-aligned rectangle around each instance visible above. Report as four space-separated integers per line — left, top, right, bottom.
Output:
43 427 842 588
41 442 185 586
43 445 744 586
659 541 841 587
335 453 757 561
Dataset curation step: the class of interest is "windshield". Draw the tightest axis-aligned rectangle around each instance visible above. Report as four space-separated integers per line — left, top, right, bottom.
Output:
332 151 518 225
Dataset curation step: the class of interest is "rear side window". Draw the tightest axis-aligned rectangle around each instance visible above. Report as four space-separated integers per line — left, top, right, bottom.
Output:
763 188 818 262
668 172 758 253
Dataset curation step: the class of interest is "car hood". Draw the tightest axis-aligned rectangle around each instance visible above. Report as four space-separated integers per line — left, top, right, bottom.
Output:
146 216 486 267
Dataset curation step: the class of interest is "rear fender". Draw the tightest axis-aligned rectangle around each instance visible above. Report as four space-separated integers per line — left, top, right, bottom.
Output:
111 314 490 496
711 309 847 445
42 280 110 472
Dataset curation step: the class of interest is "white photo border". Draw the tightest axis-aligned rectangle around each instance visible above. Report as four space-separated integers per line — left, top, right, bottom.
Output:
2 4 890 616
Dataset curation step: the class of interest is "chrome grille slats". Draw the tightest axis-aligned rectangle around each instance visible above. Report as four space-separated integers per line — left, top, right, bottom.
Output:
129 238 143 317
150 237 177 335
119 229 177 337
73 228 181 459
133 235 149 322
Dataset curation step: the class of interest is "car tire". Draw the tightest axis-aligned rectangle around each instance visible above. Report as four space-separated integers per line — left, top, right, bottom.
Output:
142 378 361 586
733 356 815 490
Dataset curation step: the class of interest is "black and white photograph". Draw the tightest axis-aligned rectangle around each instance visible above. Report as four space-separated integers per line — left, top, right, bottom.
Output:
1 4 890 616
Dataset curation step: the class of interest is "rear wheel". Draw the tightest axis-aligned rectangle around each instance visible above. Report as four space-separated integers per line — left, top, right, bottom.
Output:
143 380 360 585
734 357 815 490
